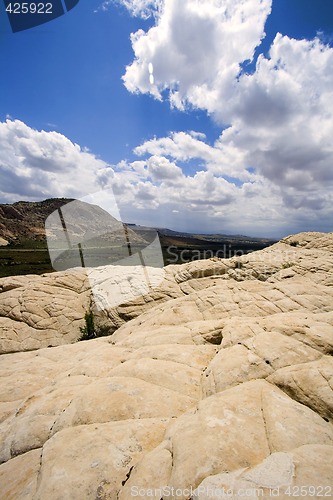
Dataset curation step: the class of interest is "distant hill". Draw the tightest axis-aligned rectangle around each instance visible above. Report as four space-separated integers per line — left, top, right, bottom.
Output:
0 198 153 277
0 198 147 247
1 199 276 247
0 198 277 276
0 198 73 245
127 224 276 246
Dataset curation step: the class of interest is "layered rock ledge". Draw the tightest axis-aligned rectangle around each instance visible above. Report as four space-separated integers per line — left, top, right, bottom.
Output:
0 232 332 498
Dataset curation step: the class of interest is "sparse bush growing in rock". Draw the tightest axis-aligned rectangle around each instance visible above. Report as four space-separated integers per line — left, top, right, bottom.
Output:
79 312 114 341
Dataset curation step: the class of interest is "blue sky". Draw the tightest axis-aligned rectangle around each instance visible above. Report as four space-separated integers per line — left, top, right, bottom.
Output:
0 0 221 162
0 0 333 237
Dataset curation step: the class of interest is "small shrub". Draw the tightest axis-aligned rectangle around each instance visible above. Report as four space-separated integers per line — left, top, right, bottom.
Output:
79 312 114 341
79 312 95 340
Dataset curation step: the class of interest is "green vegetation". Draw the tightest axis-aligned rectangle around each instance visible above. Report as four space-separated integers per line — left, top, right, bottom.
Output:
0 241 53 278
79 311 114 341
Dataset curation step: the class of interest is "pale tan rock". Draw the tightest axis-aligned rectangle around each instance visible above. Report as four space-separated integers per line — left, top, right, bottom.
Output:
110 278 333 350
118 443 173 500
203 344 273 396
0 274 42 292
0 232 332 497
51 376 196 431
194 445 333 499
268 356 333 422
1 376 195 462
0 449 41 499
242 330 321 370
202 317 326 399
1 382 88 462
227 231 333 285
1 231 333 354
286 444 333 490
34 418 169 500
126 344 217 370
282 231 333 250
110 324 197 348
0 342 131 404
221 312 333 355
108 358 203 398
165 380 333 497
0 269 90 353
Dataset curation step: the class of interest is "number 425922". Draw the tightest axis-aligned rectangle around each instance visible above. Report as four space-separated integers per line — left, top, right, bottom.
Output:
5 3 53 14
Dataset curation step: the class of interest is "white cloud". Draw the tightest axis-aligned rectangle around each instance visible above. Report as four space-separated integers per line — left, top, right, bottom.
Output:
0 2 328 239
215 34 333 212
146 155 184 183
188 131 207 140
1 117 332 237
3 0 333 240
134 131 251 180
0 119 112 202
122 0 272 109
116 0 333 235
135 131 214 162
96 0 162 18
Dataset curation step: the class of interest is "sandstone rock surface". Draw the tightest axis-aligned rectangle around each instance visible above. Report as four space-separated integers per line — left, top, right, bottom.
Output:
0 231 332 498
0 270 90 353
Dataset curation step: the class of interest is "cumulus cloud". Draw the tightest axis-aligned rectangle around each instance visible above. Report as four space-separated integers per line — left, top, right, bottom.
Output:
122 0 272 108
216 34 333 212
115 0 333 235
2 0 333 238
135 131 215 162
0 120 112 202
97 0 162 18
1 117 332 237
134 130 250 180
146 155 184 183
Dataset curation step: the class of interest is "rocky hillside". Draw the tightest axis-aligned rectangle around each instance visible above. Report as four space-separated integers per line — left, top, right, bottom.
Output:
0 198 73 244
0 232 332 498
0 198 148 248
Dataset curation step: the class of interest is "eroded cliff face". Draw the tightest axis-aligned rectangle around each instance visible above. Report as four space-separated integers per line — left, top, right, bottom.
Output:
0 199 73 243
0 232 332 499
